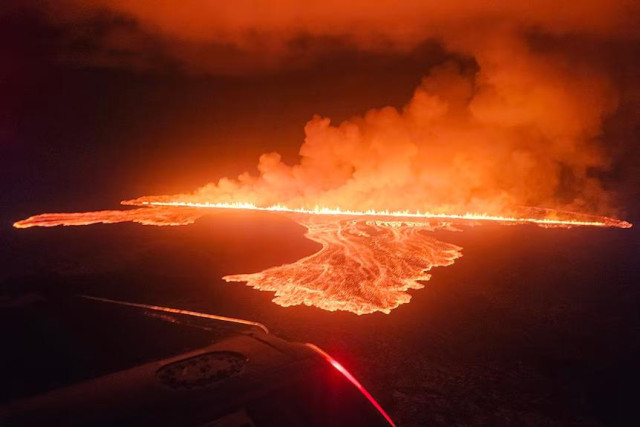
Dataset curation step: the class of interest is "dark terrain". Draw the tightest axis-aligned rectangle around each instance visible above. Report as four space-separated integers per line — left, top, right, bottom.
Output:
2 212 638 426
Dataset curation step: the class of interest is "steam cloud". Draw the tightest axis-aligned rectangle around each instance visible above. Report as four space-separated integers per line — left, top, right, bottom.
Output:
39 0 639 214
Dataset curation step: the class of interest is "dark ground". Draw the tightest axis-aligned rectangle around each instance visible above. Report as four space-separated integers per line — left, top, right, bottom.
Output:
1 211 639 426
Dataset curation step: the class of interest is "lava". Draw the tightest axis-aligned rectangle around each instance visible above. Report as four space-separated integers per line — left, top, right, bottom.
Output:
127 200 633 229
13 206 203 229
14 199 632 230
224 218 462 314
11 200 632 315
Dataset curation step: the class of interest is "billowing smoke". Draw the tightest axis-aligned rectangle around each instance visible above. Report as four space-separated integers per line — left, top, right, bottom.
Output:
36 0 640 214
148 47 614 214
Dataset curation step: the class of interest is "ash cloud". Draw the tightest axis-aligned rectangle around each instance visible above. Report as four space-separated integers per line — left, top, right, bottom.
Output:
34 1 640 214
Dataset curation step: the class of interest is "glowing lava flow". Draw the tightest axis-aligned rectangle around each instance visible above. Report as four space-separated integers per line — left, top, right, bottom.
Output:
13 206 203 228
12 200 632 315
225 218 462 314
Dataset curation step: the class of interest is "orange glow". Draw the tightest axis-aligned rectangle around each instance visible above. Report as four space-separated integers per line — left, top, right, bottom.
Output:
12 199 632 315
9 1 638 319
224 218 462 315
306 343 396 427
13 201 632 230
14 198 632 230
12 207 202 229
130 200 633 229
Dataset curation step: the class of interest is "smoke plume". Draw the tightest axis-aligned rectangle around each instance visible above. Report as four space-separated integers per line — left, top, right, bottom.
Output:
35 0 640 214
130 41 621 214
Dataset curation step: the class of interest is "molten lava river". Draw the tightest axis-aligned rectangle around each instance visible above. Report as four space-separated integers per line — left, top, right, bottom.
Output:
224 218 462 314
14 203 631 315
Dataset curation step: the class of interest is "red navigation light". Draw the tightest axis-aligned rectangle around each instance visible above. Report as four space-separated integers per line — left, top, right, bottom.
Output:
305 343 396 427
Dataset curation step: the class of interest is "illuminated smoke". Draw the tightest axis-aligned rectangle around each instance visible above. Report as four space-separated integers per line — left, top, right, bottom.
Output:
42 1 638 72
32 1 638 214
122 50 619 216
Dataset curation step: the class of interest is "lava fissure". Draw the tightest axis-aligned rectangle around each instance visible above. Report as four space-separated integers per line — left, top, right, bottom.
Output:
131 200 633 229
12 201 631 315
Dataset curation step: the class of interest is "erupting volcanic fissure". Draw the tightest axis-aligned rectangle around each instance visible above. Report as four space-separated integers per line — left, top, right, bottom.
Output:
11 0 637 314
13 200 631 315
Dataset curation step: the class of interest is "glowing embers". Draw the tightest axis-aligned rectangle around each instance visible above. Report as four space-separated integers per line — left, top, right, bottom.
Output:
224 218 462 315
